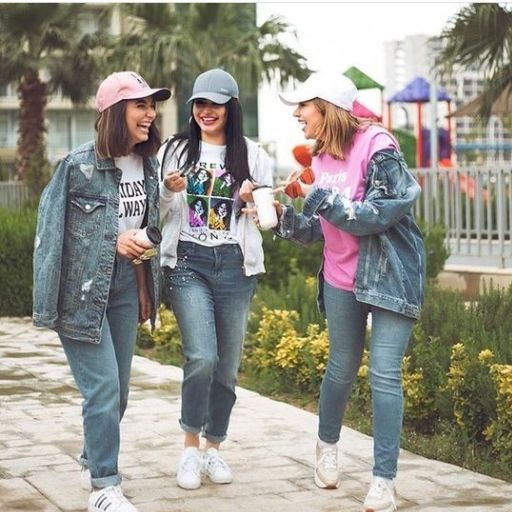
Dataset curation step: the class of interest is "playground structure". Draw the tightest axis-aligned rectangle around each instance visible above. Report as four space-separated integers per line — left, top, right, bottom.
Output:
387 76 453 168
290 70 510 205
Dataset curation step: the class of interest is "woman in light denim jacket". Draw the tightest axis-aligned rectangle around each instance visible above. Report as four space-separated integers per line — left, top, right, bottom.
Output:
33 72 170 512
275 72 425 512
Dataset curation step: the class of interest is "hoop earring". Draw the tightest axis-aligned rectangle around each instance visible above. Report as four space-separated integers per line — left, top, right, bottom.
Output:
188 116 193 124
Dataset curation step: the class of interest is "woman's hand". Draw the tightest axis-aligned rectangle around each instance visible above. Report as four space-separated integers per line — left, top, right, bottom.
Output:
163 170 187 193
117 230 151 261
274 170 312 198
273 200 283 219
241 200 283 228
239 179 255 202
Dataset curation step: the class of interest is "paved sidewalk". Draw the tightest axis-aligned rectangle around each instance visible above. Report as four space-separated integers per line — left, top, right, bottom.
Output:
1 318 511 512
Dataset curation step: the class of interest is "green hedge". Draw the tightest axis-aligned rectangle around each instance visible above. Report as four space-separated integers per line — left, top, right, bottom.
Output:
0 208 37 316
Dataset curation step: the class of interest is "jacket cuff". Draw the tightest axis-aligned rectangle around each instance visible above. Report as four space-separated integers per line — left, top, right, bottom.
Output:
274 204 294 238
302 188 330 219
159 182 175 199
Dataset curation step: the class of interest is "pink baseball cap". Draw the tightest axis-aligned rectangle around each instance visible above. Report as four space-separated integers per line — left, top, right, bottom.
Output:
95 71 171 113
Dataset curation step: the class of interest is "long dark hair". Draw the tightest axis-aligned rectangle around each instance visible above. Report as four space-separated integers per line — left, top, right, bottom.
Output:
164 98 251 187
95 100 161 159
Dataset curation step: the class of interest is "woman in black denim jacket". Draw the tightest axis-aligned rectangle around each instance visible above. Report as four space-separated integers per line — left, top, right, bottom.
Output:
275 72 425 512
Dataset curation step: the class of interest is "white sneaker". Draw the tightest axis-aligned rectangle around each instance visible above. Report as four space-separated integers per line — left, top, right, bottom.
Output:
81 467 92 491
202 447 233 484
314 441 339 489
177 447 202 490
363 476 397 512
88 485 138 512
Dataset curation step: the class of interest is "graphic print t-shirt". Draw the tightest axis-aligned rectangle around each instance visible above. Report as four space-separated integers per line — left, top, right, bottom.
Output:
180 141 239 247
314 126 398 291
115 154 146 234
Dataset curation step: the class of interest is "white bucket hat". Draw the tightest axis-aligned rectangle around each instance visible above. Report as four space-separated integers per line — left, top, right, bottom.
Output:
279 72 358 112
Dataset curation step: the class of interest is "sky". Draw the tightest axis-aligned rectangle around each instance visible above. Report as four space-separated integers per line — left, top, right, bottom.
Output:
255 2 468 170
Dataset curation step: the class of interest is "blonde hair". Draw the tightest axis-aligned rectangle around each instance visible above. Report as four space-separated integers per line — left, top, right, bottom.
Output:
312 99 374 160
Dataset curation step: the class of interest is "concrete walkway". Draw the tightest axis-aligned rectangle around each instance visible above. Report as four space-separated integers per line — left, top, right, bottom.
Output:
1 318 511 512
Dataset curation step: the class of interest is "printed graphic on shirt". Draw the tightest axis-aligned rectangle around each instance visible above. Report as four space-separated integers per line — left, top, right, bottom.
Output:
187 166 212 195
119 179 146 218
187 195 208 227
316 170 349 196
208 198 232 231
212 171 236 198
182 160 237 244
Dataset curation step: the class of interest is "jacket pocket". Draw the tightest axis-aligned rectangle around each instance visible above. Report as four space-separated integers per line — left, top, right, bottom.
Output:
68 194 107 239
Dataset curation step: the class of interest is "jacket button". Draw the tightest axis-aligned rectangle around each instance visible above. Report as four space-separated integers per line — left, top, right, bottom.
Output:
85 204 91 210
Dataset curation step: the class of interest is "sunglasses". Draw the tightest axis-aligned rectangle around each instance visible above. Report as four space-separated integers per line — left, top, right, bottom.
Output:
284 166 315 199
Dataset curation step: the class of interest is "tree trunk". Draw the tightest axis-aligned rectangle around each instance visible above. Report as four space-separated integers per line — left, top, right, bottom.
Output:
16 69 47 182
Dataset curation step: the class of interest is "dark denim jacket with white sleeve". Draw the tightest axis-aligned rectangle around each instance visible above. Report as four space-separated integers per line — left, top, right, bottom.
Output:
32 141 160 343
276 149 426 319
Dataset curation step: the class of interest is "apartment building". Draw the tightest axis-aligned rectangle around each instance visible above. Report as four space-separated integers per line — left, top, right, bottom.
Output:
384 34 511 165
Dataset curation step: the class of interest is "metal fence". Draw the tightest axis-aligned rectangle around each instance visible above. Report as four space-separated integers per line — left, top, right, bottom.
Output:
413 166 512 267
0 181 31 210
2 166 512 266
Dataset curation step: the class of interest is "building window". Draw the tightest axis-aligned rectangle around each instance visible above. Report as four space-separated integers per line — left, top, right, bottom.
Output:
0 111 17 148
0 83 15 97
46 111 96 162
47 112 71 156
75 111 96 146
78 11 101 35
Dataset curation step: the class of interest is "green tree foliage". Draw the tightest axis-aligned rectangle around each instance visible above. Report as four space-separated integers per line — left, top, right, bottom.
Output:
112 3 310 98
0 3 111 193
437 3 512 120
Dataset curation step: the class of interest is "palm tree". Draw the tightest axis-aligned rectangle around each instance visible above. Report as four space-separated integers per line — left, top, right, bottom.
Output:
110 3 309 115
0 4 110 191
436 3 512 119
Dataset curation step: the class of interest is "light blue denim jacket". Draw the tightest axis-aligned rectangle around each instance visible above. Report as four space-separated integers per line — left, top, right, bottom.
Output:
32 140 160 343
277 149 426 319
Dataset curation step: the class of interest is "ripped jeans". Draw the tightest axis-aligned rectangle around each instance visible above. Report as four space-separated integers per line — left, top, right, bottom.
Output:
164 241 257 444
59 256 139 489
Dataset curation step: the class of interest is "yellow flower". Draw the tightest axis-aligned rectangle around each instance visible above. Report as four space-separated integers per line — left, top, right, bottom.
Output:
478 349 494 365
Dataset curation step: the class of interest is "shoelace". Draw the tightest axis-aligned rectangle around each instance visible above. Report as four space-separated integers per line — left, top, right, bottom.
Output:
369 479 386 497
206 453 229 473
368 479 396 509
319 448 337 470
181 453 200 472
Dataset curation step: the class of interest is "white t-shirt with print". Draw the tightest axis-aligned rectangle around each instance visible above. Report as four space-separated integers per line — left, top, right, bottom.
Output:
179 141 239 247
115 154 147 234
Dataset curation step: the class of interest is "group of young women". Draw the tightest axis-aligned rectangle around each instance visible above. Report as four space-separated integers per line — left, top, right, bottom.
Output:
33 67 425 512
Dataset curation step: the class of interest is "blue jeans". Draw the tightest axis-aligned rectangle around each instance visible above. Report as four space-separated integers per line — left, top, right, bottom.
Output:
320 282 414 479
164 241 257 444
59 256 139 489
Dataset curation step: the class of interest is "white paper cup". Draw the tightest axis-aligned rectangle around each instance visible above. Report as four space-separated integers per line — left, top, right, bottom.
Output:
252 186 278 230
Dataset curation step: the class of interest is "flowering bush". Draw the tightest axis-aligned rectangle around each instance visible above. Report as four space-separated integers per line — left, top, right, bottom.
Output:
244 307 328 394
485 364 512 464
446 343 496 441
